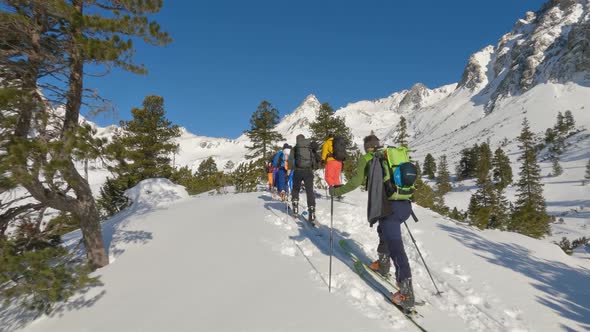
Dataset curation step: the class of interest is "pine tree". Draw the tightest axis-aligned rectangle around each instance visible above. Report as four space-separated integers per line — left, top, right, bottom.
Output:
0 0 170 269
510 118 551 238
564 110 575 133
550 157 563 177
457 145 480 180
449 207 465 222
413 177 435 209
108 95 181 185
583 159 590 185
97 178 131 217
309 102 353 146
233 161 259 193
245 101 284 161
476 143 493 180
414 160 422 178
489 187 511 230
492 147 513 190
555 111 566 134
435 155 452 195
544 128 557 144
468 145 496 229
343 147 361 181
423 153 437 180
394 116 409 147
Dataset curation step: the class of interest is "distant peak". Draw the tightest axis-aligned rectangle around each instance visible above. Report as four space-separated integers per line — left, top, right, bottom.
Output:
296 94 321 110
303 94 319 103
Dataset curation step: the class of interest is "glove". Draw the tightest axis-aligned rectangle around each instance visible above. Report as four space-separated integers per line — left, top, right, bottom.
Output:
328 184 343 197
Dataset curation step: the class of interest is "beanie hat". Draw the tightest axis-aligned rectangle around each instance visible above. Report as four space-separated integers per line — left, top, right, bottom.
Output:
363 134 380 152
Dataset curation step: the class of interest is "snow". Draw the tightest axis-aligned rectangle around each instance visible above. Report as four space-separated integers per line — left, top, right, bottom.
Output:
4 186 589 332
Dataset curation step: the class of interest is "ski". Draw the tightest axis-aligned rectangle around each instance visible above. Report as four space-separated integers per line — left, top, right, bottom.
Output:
339 240 426 305
351 261 427 332
339 240 413 293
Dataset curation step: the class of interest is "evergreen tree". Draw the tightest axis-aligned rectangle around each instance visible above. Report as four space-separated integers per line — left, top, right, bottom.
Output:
244 101 284 161
170 166 201 194
108 95 180 184
414 160 422 178
394 116 409 147
197 157 219 180
0 0 170 269
309 102 353 146
468 145 496 229
423 153 437 180
413 177 435 209
544 128 557 144
489 187 511 230
555 111 566 134
584 159 590 185
97 178 131 217
233 161 259 193
509 118 551 238
449 207 465 222
476 143 493 180
564 110 575 132
343 147 361 182
550 157 563 177
457 145 480 180
435 155 452 195
433 190 450 216
492 147 513 190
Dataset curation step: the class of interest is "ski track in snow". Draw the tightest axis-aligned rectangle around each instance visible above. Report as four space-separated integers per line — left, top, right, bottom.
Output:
261 192 529 332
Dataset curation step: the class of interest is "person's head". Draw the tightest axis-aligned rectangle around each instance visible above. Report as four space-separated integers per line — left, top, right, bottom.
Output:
296 134 305 144
283 143 290 149
363 134 380 153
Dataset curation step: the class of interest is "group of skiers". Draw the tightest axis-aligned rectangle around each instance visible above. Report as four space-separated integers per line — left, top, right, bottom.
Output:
267 133 418 310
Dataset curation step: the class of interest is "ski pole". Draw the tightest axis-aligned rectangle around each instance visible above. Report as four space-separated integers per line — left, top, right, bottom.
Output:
329 195 334 293
403 221 442 296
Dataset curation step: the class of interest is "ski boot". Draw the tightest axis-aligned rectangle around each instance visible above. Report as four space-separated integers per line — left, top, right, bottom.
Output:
391 278 415 310
370 253 391 278
292 199 299 215
308 206 316 222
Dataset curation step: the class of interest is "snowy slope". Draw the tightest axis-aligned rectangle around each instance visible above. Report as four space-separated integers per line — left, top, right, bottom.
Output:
4 181 589 332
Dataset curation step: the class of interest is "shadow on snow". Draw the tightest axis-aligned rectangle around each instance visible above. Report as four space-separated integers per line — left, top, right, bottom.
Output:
438 223 590 331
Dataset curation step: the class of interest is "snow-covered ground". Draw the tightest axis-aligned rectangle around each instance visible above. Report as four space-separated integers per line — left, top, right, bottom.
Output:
3 180 589 332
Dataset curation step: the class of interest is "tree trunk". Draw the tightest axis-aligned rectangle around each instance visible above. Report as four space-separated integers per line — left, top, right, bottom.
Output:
60 0 108 268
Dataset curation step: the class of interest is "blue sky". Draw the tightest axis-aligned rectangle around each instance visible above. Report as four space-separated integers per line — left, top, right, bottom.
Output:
85 0 545 139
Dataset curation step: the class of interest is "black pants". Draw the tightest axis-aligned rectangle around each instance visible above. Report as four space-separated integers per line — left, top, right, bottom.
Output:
291 169 315 208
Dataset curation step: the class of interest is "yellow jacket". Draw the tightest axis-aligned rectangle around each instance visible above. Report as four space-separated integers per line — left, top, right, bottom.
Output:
322 137 334 162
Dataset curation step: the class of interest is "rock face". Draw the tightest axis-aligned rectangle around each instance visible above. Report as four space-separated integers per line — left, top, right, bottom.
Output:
398 83 430 111
456 0 590 110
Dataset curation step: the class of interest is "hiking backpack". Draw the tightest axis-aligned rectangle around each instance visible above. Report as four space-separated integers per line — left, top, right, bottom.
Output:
378 146 418 200
295 139 314 169
332 136 347 161
273 151 286 169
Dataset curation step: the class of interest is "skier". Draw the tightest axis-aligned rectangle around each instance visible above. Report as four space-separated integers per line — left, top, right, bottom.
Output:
322 134 346 186
329 134 415 309
272 144 289 201
266 159 275 192
288 134 320 221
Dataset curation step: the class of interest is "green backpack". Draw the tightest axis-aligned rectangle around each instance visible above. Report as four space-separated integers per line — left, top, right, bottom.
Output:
377 146 417 200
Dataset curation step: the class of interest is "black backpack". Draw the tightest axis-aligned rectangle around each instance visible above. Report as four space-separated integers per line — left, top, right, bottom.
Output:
295 139 314 170
332 136 347 161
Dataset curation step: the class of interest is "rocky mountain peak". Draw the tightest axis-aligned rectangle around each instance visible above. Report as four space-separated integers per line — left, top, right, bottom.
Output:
455 0 589 111
398 83 431 111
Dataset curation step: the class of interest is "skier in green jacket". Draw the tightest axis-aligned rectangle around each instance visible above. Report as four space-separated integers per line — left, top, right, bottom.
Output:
329 134 415 310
